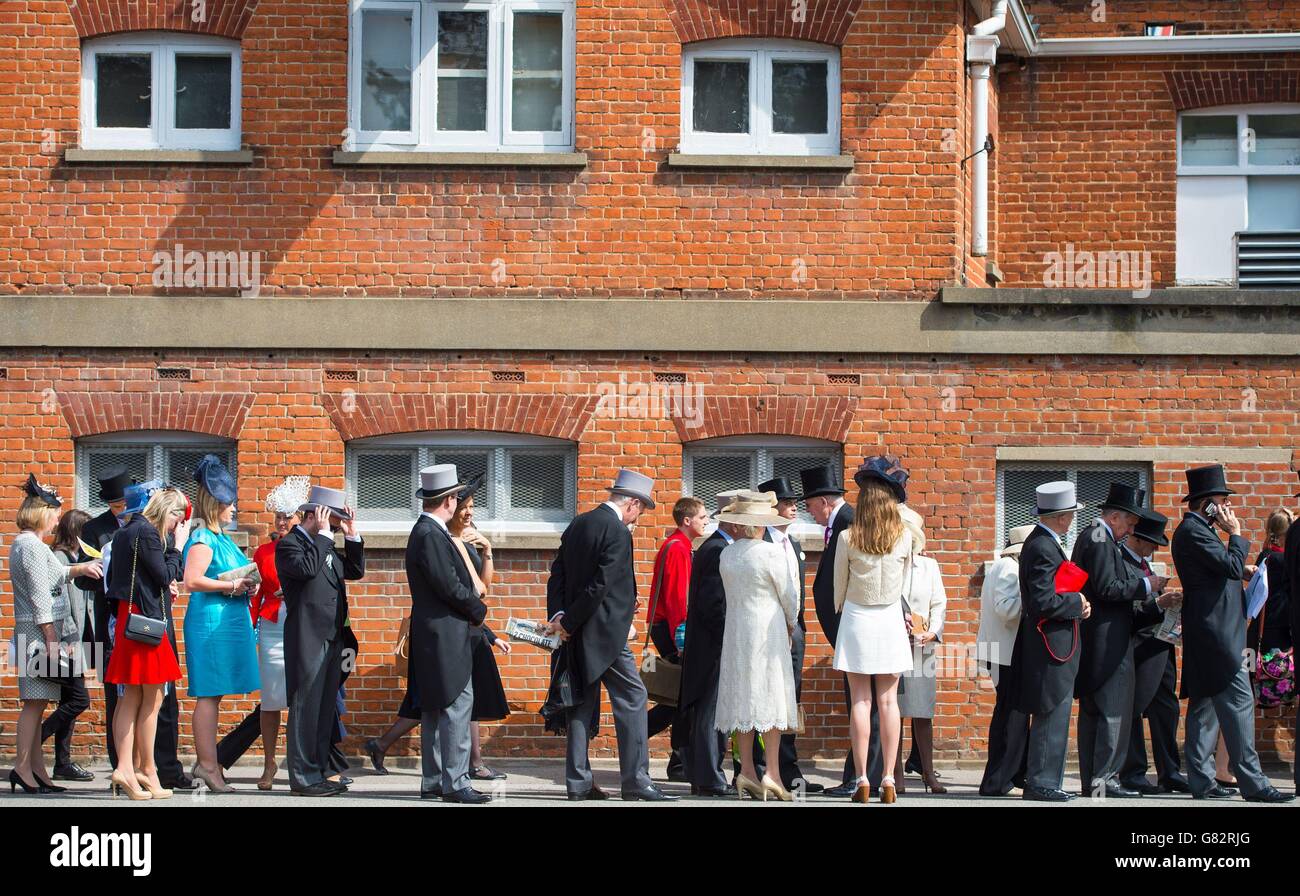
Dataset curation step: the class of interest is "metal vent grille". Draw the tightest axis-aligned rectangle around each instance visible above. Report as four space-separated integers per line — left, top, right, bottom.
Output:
685 444 841 522
84 449 150 515
687 453 755 509
77 442 234 517
355 451 417 521
430 450 491 517
507 453 566 516
492 370 525 383
1237 231 1300 288
998 463 1147 553
826 373 860 385
157 367 192 380
324 369 359 382
653 372 687 384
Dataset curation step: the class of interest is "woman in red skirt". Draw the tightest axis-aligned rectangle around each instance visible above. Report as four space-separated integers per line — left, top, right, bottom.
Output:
105 484 190 801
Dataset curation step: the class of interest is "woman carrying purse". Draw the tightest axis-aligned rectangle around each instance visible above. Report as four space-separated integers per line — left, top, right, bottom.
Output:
104 485 190 801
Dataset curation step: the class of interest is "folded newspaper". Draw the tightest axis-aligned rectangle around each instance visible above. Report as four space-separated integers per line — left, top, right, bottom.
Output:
1154 606 1182 645
507 617 561 651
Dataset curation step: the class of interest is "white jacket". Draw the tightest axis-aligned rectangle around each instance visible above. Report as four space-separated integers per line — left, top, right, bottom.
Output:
833 528 912 612
904 554 947 640
976 554 1022 681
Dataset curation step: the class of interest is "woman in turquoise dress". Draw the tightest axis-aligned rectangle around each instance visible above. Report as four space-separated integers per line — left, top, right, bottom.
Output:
182 455 259 793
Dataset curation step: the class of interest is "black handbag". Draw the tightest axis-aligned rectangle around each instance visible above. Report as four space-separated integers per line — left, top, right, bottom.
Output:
123 535 168 647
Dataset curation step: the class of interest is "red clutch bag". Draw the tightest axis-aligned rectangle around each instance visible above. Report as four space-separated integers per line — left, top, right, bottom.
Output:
1054 560 1089 594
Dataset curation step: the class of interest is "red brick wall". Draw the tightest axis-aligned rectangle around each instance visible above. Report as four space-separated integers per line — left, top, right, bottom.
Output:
1025 0 1300 38
1 351 1295 765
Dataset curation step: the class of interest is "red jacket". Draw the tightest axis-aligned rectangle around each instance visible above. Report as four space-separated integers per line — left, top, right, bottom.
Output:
249 539 283 624
647 529 693 635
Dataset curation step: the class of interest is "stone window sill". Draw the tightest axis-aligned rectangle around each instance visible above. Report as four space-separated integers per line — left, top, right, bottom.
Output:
333 150 587 168
666 153 855 171
64 148 254 164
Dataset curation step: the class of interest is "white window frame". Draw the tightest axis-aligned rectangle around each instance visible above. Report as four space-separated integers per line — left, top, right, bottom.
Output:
346 0 575 152
679 39 840 156
81 32 242 151
75 432 239 525
1177 104 1300 176
682 435 843 539
995 461 1151 555
345 431 577 534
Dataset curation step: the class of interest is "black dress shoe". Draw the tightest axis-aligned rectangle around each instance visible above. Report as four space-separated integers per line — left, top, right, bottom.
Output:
825 781 858 798
292 781 344 797
1101 782 1142 798
337 776 354 787
621 784 679 802
691 784 737 797
1243 786 1295 804
470 765 507 781
442 787 492 804
420 788 443 799
53 763 94 782
1158 778 1191 794
1023 785 1074 802
1011 774 1026 790
161 773 197 791
1193 784 1236 800
1123 780 1163 796
567 784 610 801
788 779 825 794
365 739 389 775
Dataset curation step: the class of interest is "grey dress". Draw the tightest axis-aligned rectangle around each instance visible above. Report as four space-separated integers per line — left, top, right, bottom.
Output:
9 531 77 700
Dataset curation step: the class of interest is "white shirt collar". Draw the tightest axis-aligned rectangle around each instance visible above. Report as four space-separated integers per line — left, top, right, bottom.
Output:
602 501 625 522
826 498 847 529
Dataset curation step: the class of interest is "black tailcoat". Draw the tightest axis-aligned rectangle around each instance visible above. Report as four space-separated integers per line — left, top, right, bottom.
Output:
679 530 729 710
1071 519 1149 697
1012 524 1086 714
547 504 637 685
812 503 854 644
276 527 365 698
1286 519 1300 649
405 515 488 711
1170 513 1249 700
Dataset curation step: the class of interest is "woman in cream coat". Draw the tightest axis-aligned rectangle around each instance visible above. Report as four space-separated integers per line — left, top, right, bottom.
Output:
833 464 914 804
714 492 799 802
894 505 948 793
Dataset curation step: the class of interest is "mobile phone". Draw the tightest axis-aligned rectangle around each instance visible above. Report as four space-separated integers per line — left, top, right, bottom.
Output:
1204 502 1219 520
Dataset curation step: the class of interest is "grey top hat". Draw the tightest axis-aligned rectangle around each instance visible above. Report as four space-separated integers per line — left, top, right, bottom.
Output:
1035 481 1084 516
417 464 468 502
298 485 352 521
606 468 656 509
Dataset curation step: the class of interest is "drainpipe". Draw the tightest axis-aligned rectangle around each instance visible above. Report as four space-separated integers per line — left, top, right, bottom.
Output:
968 0 1006 257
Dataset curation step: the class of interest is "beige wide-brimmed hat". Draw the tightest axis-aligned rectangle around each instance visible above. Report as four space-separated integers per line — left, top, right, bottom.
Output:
899 504 925 554
714 490 792 528
1000 524 1035 557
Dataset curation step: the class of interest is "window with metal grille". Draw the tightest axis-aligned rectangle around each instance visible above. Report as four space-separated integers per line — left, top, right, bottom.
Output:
346 433 576 528
996 462 1151 554
682 437 842 525
76 435 238 517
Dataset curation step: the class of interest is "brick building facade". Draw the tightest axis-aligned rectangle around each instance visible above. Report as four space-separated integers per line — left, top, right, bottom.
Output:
1 0 1297 768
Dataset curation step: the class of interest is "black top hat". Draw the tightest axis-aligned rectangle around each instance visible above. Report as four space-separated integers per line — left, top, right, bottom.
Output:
1129 507 1169 547
97 467 133 504
757 476 798 502
1182 464 1236 504
1099 483 1146 516
853 455 909 504
798 465 845 500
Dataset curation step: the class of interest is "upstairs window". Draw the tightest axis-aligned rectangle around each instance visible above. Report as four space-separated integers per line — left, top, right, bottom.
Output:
680 40 840 156
348 0 575 152
80 33 241 151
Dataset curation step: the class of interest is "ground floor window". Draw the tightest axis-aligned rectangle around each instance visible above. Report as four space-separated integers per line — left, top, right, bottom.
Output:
996 461 1151 553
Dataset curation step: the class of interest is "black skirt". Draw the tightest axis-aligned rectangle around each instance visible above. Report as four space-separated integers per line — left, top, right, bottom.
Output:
397 631 509 722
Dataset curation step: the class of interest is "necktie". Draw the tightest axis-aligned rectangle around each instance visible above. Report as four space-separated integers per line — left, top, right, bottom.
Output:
824 527 832 546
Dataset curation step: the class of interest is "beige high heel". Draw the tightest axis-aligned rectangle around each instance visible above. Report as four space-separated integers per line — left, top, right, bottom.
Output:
735 773 767 801
257 760 278 792
135 773 173 800
880 776 898 804
761 775 793 802
109 771 152 801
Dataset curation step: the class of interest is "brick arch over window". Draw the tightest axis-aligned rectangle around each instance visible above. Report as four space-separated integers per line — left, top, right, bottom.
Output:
322 393 599 442
58 392 254 439
664 0 863 45
68 0 259 40
672 396 854 443
1165 71 1300 111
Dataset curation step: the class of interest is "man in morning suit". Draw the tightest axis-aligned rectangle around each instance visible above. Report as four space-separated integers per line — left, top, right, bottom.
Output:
1171 464 1292 802
1070 483 1166 798
1117 508 1190 795
544 469 676 801
1014 481 1091 802
680 491 745 796
1285 470 1300 795
406 464 491 804
802 464 882 797
277 485 365 797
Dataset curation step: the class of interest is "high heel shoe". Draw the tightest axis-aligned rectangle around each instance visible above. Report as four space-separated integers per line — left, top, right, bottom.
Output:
191 762 234 794
880 777 898 804
735 774 767 801
258 761 278 791
9 769 42 794
923 774 947 795
109 771 152 801
135 774 173 800
32 775 67 793
761 775 793 802
851 777 871 803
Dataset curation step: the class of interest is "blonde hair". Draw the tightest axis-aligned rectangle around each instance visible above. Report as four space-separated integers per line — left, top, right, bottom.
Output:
848 480 903 556
194 485 230 532
1265 508 1294 548
16 495 59 533
143 489 187 538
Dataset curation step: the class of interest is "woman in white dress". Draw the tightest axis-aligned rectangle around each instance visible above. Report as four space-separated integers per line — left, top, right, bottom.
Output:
714 492 799 801
894 505 947 794
834 457 915 803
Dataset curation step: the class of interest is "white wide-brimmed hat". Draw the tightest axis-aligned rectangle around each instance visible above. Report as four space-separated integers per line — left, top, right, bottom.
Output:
714 491 791 528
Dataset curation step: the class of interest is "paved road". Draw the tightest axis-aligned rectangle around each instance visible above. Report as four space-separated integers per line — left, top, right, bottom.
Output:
6 760 1295 807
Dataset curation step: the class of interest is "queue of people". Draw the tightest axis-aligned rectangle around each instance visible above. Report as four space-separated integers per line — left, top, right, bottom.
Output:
5 456 1298 803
